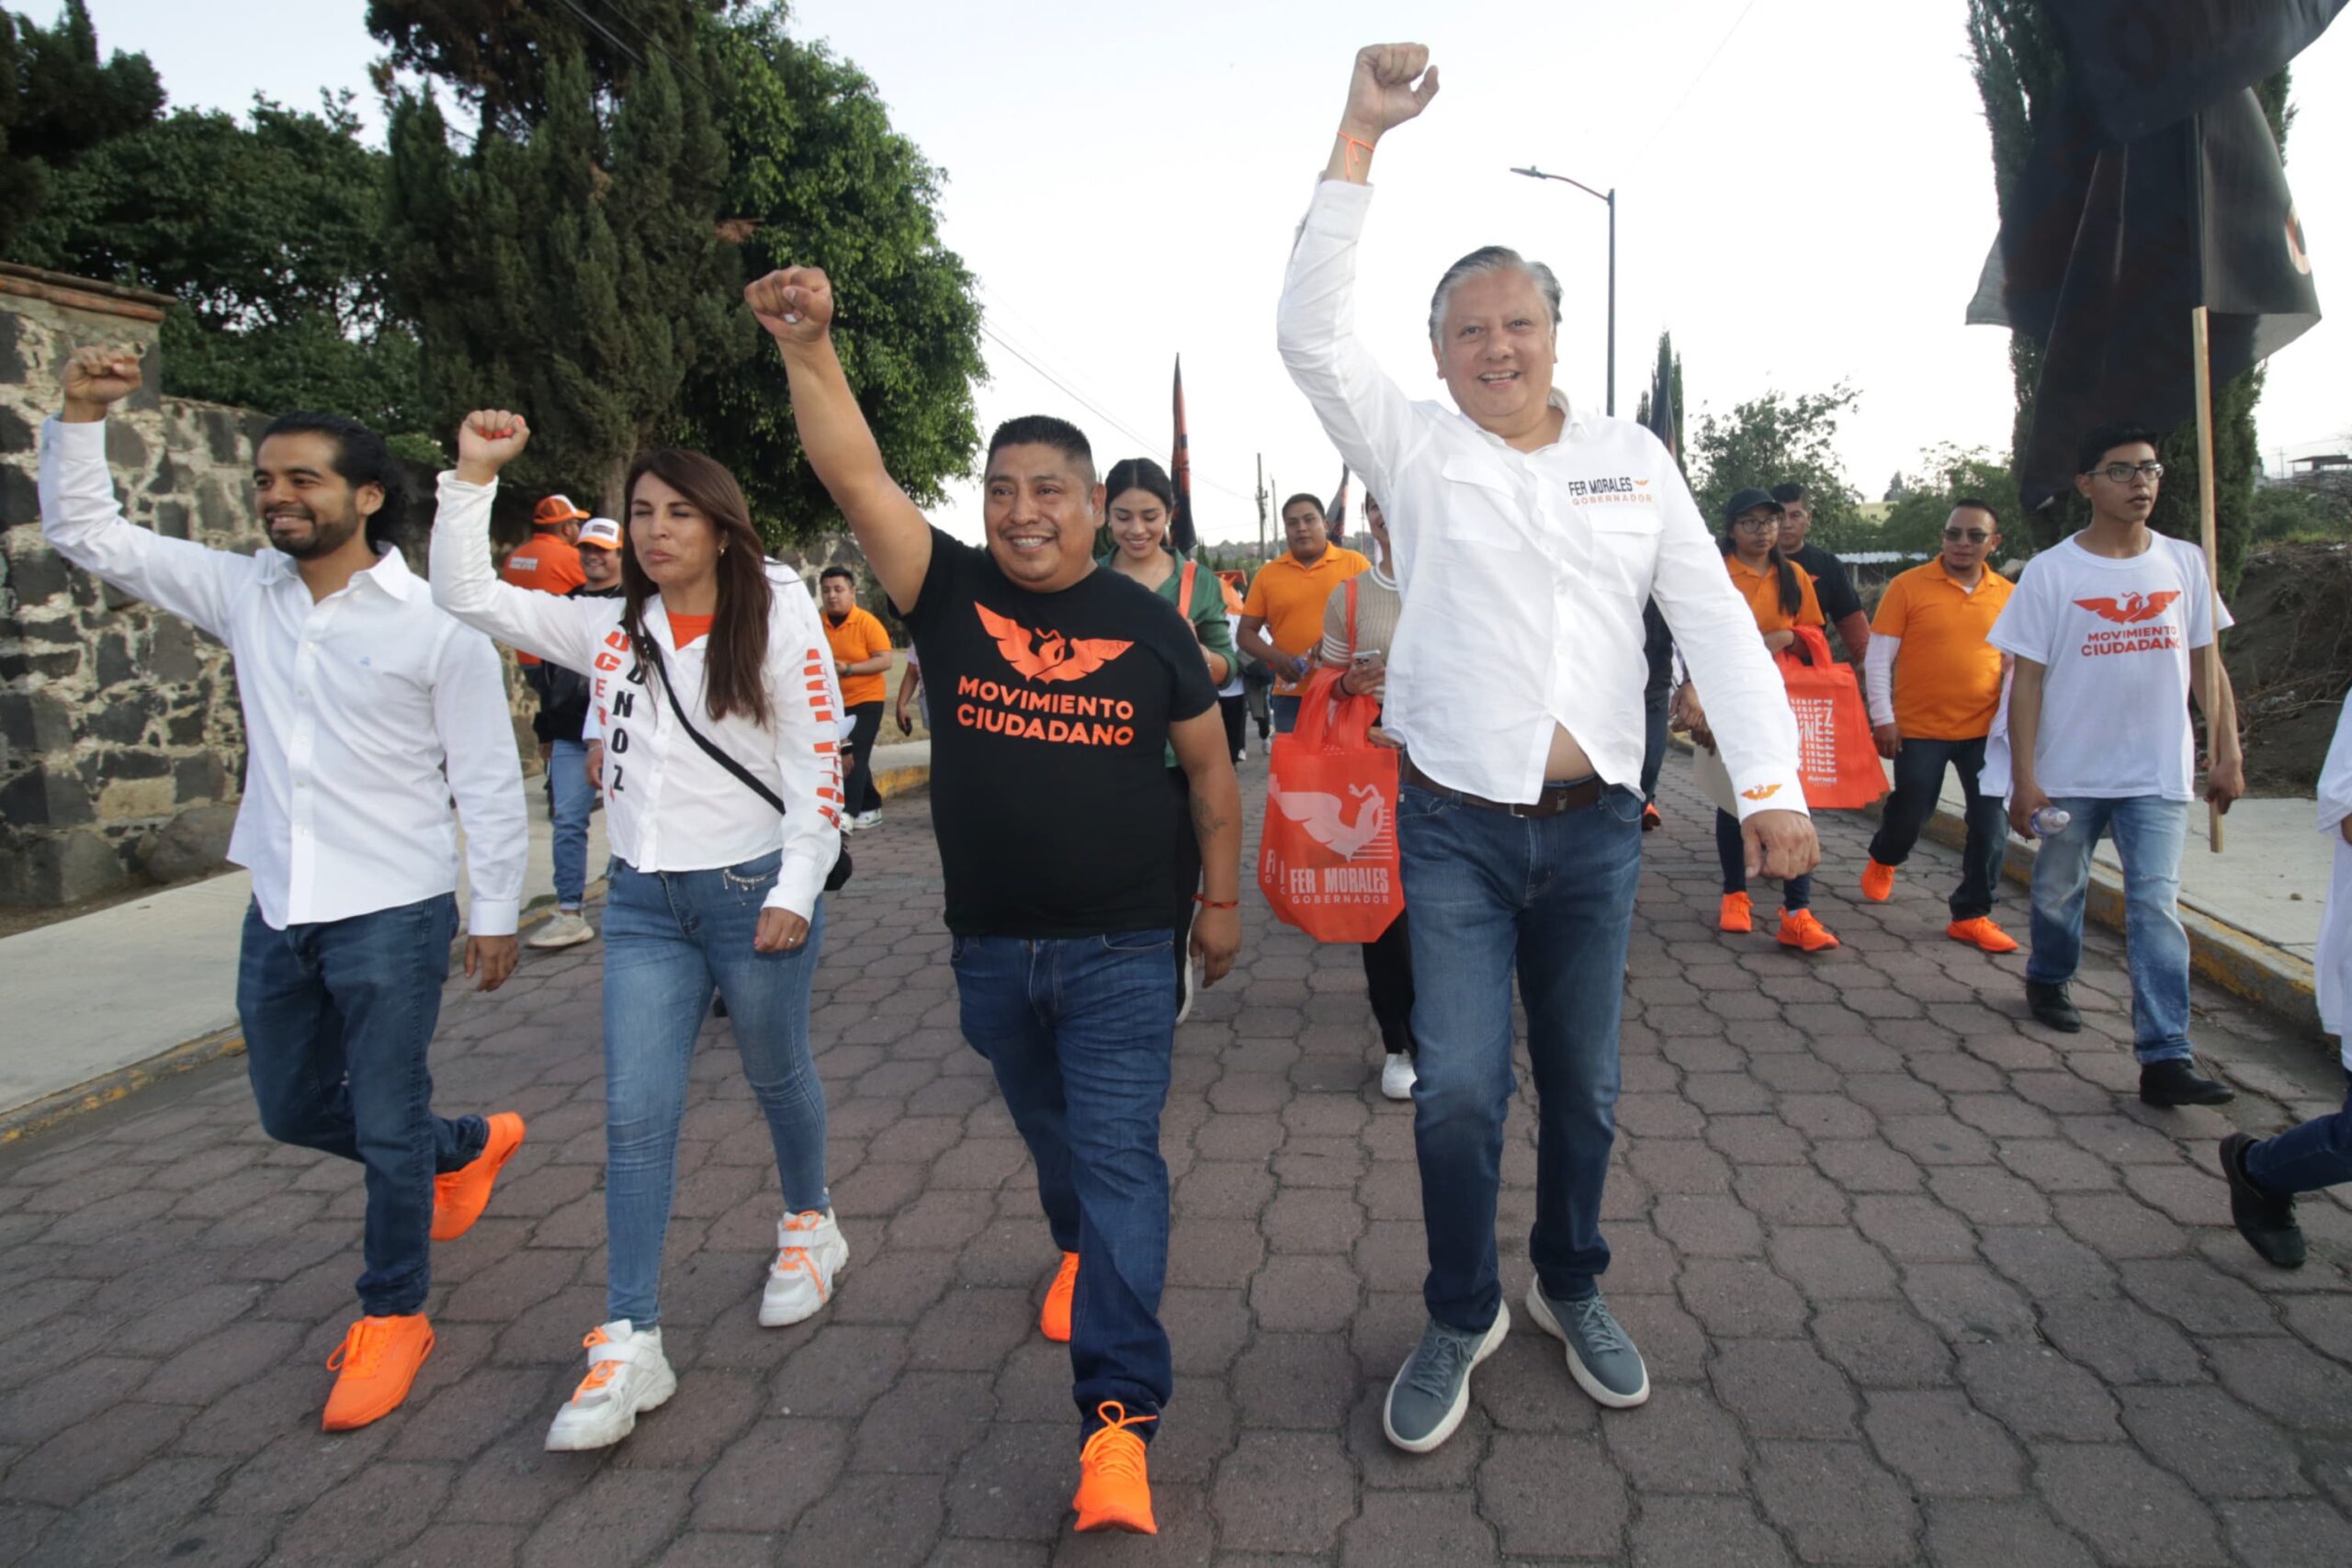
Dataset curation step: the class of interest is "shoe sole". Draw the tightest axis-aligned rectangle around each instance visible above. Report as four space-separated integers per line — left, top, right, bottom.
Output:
1382 1303 1509 1454
1949 930 2019 954
2140 1085 2236 1108
527 925 596 949
1524 1282 1650 1409
1380 1079 1415 1102
544 1362 679 1451
759 1241 850 1327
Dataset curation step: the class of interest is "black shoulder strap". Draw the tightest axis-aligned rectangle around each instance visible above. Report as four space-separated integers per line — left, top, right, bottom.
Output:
635 630 788 815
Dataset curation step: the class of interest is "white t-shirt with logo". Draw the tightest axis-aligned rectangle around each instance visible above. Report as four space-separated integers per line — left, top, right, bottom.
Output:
1985 532 2232 802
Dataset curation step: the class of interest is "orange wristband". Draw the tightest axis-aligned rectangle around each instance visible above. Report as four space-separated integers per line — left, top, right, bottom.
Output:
1339 131 1374 180
1194 896 1238 910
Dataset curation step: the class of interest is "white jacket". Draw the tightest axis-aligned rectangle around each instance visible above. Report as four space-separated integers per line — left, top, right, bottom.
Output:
431 474 843 919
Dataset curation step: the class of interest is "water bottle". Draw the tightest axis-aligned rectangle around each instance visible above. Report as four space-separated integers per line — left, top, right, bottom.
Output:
2030 806 2072 838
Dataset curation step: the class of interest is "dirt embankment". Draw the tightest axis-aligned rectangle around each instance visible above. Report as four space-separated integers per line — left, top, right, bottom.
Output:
2228 540 2352 796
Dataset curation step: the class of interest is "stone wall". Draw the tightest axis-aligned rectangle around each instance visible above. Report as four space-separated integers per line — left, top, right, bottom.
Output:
0 264 527 908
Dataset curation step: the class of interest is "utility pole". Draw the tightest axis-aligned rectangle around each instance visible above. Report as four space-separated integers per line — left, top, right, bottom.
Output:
1511 165 1617 416
1256 454 1269 564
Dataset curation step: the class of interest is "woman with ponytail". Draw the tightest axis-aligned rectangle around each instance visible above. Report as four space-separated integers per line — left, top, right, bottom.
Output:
431 411 849 1450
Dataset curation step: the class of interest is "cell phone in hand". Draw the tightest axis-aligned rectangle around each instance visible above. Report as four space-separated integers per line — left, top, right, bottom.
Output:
1351 648 1384 664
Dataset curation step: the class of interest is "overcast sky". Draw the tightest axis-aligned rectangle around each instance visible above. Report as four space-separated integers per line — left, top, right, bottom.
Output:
82 0 2352 544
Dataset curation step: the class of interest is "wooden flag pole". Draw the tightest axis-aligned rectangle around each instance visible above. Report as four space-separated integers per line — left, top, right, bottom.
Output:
2189 305 2224 853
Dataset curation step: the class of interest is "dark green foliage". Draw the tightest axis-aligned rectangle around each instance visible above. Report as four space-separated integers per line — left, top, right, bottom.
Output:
0 0 163 254
364 0 720 136
1631 330 1685 468
1965 0 2289 594
1690 383 1866 546
672 7 982 546
1879 445 2026 557
15 95 425 435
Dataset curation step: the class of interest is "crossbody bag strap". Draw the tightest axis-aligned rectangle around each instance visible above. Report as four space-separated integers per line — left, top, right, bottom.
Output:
639 633 788 815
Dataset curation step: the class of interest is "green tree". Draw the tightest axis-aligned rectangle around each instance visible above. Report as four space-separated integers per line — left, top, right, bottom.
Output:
674 6 982 545
365 0 719 137
2251 481 2352 544
384 33 740 509
1879 444 2025 558
1966 0 2288 595
15 94 426 436
1630 329 1685 467
0 0 163 254
1688 383 1863 544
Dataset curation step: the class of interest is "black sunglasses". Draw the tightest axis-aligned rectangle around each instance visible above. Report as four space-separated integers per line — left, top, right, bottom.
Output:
1942 527 1991 543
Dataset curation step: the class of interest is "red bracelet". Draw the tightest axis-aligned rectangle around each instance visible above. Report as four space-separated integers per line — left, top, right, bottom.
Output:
1194 896 1238 909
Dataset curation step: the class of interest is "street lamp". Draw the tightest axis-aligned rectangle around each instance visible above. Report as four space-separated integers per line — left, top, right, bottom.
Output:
1510 165 1616 417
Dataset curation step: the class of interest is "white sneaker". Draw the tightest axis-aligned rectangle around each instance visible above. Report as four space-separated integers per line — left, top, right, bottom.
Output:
760 1209 849 1327
1381 1052 1418 1101
849 810 881 831
544 1321 675 1450
528 910 596 949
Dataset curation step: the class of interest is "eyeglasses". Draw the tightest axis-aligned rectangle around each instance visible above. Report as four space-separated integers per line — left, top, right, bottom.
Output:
1731 517 1781 533
2090 461 2165 483
1942 528 1990 543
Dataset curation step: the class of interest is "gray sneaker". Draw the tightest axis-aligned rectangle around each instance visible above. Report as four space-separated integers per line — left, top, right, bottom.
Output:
1382 1303 1510 1453
1526 1280 1649 1408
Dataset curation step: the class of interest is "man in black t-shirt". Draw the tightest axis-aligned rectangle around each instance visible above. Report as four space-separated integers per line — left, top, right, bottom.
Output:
747 265 1241 1540
1770 482 1871 664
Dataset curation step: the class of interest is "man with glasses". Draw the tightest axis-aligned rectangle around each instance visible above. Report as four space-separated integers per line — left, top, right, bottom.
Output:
1988 426 2245 1107
1859 502 2017 952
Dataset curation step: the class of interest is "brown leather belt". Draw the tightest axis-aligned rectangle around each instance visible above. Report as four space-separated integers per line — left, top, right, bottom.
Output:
1399 754 1606 818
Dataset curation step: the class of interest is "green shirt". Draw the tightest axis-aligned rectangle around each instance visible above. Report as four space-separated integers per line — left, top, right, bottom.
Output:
1101 551 1234 766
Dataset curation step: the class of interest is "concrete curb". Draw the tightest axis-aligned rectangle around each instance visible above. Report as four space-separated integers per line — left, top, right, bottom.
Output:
0 883 605 1147
1667 730 2322 1038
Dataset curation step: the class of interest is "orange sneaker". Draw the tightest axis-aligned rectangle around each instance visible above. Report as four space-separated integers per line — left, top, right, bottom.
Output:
322 1313 435 1430
1860 859 1897 903
1641 802 1662 832
1718 892 1754 934
1071 1401 1158 1534
1947 917 2020 953
1041 1251 1079 1344
1776 908 1840 953
433 1111 526 1242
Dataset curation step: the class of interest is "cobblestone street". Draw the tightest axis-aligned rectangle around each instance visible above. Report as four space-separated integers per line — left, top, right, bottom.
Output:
3 756 2350 1566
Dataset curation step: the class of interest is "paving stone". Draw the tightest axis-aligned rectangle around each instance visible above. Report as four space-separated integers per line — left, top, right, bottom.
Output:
779 1472 943 1568
1601 1382 1750 1493
2216 1499 2352 1567
1211 1431 1357 1555
1341 1488 1500 1566
1751 1440 1919 1563
2033 1442 2228 1566
1861 1391 2026 1498
1711 1341 1858 1439
1629 1494 1792 1567
2117 1385 2312 1498
1919 1498 2097 1568
2203 1337 2352 1432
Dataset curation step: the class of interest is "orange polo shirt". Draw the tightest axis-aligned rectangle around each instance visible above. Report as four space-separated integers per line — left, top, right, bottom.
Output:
500 527 587 664
823 604 894 708
1871 560 2014 739
1243 546 1371 694
1725 553 1824 635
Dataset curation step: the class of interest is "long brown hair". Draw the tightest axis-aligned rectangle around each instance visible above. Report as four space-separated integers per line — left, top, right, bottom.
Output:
619 449 775 728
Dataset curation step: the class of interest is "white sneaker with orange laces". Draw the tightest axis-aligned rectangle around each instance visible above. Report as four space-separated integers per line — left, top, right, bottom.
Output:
760 1209 849 1327
544 1321 675 1451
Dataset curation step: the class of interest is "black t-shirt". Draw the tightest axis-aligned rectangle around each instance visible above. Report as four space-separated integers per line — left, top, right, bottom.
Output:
1789 541 1862 625
897 528 1219 937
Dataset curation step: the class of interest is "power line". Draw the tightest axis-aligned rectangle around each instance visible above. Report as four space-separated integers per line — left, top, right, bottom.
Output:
1623 0 1765 174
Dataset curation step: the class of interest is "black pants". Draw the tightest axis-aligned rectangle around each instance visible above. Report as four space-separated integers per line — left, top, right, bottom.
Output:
1168 765 1199 992
843 701 885 815
1363 908 1417 1059
1640 685 1669 803
1867 734 2007 920
1219 693 1249 759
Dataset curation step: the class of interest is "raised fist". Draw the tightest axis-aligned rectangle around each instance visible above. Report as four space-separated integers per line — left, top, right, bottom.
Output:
62 344 143 417
745 267 834 345
456 410 531 484
1341 43 1440 141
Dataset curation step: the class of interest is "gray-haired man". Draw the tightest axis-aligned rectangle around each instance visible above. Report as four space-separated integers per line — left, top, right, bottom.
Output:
1278 42 1815 1452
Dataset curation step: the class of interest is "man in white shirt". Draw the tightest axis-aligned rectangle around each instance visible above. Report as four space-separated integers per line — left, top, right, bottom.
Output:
1991 424 2245 1108
1278 44 1815 1452
38 347 531 1434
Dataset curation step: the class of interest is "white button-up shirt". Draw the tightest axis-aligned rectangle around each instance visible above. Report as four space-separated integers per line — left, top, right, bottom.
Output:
1277 180 1804 814
430 474 844 919
38 417 526 932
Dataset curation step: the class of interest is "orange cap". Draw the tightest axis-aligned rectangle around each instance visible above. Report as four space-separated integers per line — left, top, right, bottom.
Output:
534 494 591 528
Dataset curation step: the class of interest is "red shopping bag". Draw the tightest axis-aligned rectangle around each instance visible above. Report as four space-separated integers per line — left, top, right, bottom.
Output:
1258 667 1405 942
1776 626 1888 809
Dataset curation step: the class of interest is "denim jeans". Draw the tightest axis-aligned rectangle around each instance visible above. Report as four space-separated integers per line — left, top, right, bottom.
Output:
1641 686 1669 803
1399 782 1645 1331
549 738 594 909
952 931 1176 1438
1867 735 2007 919
2026 795 2192 1063
2244 1071 2352 1195
236 893 487 1317
602 851 830 1327
1717 809 1813 911
1271 694 1301 734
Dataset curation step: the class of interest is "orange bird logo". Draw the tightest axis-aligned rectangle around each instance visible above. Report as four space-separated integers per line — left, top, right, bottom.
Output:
2074 592 2180 625
1741 784 1781 801
975 604 1132 683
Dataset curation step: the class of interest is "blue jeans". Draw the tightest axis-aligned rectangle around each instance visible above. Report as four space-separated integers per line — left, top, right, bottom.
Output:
1271 694 1301 734
1641 686 1669 803
1867 735 2007 919
1717 808 1812 911
953 931 1176 1439
602 851 830 1326
2026 795 2192 1063
2245 1071 2352 1195
236 893 487 1317
550 738 594 909
1399 782 1645 1332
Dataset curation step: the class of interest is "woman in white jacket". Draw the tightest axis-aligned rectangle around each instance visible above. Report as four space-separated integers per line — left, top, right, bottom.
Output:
432 411 846 1450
